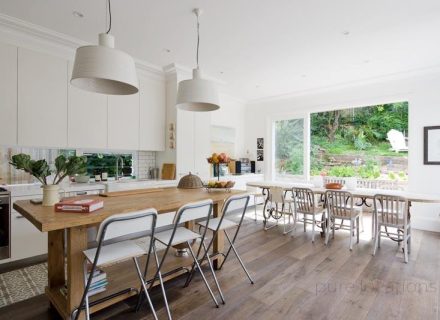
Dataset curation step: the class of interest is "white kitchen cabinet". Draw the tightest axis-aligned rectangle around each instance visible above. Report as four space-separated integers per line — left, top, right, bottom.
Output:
194 112 211 177
176 109 195 178
10 209 47 261
176 110 211 178
0 42 17 145
68 62 108 149
18 48 68 147
139 75 166 151
108 93 140 150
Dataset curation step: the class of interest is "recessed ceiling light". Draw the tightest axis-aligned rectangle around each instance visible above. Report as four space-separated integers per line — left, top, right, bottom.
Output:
363 59 370 64
163 48 171 53
342 31 350 36
301 74 307 78
72 11 84 18
220 71 224 75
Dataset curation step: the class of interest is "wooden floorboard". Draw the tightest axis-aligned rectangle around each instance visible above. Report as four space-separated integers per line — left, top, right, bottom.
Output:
0 210 438 320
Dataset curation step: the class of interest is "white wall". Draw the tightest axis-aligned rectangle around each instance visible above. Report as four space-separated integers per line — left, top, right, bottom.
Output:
245 71 440 232
212 94 248 159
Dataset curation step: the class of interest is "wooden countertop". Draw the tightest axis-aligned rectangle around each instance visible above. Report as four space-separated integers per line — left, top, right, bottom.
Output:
13 187 244 232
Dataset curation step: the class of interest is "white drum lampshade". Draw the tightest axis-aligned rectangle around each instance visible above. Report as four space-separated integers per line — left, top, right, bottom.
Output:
176 68 220 112
71 33 138 95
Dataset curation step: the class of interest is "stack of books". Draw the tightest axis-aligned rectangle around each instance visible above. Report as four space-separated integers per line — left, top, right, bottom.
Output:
59 268 107 297
87 268 108 296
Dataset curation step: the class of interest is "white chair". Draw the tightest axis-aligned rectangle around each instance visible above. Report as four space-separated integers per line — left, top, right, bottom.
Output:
325 190 362 251
246 186 266 221
150 200 223 308
73 209 168 320
265 186 295 234
292 187 324 243
372 194 411 263
387 129 408 153
193 194 254 292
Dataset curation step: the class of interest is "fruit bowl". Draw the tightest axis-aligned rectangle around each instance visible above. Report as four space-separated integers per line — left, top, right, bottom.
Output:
325 183 343 190
204 180 235 192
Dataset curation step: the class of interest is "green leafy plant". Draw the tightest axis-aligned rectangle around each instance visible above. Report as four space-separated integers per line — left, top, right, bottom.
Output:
10 153 87 185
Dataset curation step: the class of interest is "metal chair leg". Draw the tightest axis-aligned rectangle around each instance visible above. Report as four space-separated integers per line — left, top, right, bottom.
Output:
152 246 172 320
202 241 225 304
186 241 219 307
349 220 353 251
133 257 159 320
224 231 254 284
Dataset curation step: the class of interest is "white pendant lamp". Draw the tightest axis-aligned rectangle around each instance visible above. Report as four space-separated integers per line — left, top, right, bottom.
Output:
71 0 138 95
176 8 220 112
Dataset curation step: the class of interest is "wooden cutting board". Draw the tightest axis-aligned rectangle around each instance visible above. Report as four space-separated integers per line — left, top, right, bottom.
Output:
161 163 176 180
100 188 165 197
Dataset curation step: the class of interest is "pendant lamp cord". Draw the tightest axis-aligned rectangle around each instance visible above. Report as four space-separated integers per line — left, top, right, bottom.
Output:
106 0 112 34
196 12 200 68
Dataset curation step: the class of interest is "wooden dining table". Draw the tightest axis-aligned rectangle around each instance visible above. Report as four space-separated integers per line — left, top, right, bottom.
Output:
13 187 243 320
247 180 440 223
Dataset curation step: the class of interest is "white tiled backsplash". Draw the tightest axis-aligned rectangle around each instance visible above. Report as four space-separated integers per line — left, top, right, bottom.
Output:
0 147 157 185
134 151 157 179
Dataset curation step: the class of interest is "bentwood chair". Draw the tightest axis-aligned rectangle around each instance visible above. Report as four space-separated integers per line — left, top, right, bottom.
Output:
150 200 223 308
325 190 362 250
192 194 254 296
73 209 167 320
265 186 295 233
292 187 324 243
372 194 411 263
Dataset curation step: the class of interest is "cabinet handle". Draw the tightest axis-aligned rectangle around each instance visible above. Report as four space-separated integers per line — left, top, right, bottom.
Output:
15 215 25 219
76 191 87 195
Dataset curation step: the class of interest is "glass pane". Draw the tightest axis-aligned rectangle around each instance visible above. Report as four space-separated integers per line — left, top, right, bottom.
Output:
274 118 304 179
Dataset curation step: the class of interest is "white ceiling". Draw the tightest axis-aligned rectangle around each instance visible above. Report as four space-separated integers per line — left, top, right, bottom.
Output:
1 0 440 101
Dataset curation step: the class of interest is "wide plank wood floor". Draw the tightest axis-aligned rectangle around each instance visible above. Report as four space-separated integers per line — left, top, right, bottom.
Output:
1 209 439 320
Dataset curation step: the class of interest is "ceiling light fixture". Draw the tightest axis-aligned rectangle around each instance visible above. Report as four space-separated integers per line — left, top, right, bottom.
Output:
176 8 220 112
71 0 138 95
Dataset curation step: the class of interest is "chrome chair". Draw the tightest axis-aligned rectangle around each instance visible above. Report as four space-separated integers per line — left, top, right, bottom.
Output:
292 187 324 243
73 209 167 320
372 194 411 263
325 190 362 250
265 186 295 233
246 186 266 221
192 194 254 294
151 200 223 308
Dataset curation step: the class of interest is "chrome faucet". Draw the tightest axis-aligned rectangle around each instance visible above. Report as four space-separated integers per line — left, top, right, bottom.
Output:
115 156 124 181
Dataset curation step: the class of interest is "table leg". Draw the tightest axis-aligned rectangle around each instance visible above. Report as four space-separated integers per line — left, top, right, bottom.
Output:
66 226 88 320
47 230 65 289
212 202 225 269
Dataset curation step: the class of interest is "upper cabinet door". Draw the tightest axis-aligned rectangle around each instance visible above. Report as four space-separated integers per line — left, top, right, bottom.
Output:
194 112 211 178
139 75 166 151
67 62 108 149
0 42 17 146
18 48 68 148
108 93 140 150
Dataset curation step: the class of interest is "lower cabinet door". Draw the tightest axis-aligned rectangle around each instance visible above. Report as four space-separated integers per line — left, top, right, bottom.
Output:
11 210 47 261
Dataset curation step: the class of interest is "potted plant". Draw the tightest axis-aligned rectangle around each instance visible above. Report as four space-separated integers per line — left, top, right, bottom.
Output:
10 153 87 206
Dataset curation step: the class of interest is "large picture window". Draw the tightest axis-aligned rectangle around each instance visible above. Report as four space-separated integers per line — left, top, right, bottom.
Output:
274 118 304 179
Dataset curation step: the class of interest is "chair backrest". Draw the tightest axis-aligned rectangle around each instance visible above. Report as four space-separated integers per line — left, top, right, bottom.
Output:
292 187 315 213
96 209 157 242
325 190 354 218
387 129 407 150
173 199 213 225
374 194 408 225
271 186 285 204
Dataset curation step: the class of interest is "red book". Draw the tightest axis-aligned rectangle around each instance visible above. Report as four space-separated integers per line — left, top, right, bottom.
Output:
55 198 104 213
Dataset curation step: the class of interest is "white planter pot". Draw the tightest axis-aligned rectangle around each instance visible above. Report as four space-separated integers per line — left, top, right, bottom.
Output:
42 184 60 206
